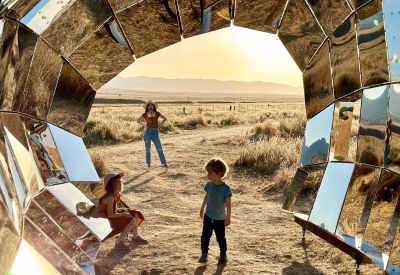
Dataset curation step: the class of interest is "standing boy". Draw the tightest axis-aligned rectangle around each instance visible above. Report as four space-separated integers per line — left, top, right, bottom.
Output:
199 157 232 265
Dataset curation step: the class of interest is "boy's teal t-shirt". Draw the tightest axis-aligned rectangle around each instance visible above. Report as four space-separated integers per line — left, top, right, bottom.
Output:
204 181 232 220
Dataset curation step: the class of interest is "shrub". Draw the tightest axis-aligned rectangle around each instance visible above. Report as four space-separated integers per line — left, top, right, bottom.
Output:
89 151 108 177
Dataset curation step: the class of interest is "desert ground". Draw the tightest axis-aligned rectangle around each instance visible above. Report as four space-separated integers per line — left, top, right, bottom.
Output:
85 95 382 275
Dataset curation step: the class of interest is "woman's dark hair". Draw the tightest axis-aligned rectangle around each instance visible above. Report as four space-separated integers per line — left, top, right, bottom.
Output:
145 104 157 112
105 176 121 193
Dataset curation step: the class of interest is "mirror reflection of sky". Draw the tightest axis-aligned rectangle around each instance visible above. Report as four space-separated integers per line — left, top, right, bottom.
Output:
383 0 400 81
304 104 334 147
361 85 388 124
309 162 355 233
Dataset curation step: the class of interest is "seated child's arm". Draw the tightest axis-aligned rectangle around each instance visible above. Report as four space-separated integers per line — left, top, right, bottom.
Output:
104 196 131 219
225 197 231 226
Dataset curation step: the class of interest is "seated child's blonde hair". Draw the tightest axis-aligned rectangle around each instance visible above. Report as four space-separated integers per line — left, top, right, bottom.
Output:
205 157 229 177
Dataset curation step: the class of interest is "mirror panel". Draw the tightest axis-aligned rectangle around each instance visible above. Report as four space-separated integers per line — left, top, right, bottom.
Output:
200 0 231 34
356 0 389 87
24 217 85 275
277 0 325 70
116 0 181 58
177 0 202 38
7 0 40 20
10 239 61 275
330 14 361 99
383 0 400 82
233 0 286 34
108 0 139 12
303 40 334 119
293 164 326 215
387 84 400 174
386 219 400 274
309 162 355 233
362 170 400 267
356 85 389 167
19 38 63 120
47 183 114 241
26 200 93 265
47 63 96 136
306 0 351 36
67 20 134 90
74 230 101 261
336 165 380 244
41 0 112 57
300 104 334 166
49 123 99 182
282 168 308 211
348 0 373 10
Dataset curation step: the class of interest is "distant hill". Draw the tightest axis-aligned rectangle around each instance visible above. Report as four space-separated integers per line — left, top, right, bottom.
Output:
99 76 304 95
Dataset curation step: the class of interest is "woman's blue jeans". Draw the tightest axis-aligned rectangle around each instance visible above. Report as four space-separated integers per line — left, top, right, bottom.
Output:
144 128 166 165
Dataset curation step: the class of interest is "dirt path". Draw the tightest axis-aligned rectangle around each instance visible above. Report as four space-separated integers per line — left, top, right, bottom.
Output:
89 125 380 275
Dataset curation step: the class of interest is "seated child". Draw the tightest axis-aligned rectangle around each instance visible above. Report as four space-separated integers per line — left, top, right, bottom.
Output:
97 172 148 250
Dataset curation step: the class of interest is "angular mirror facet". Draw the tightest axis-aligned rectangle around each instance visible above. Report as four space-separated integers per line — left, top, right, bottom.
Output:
357 85 389 167
18 38 63 119
7 1 41 20
303 39 334 119
383 0 400 82
330 14 361 99
309 162 355 233
47 63 96 136
278 0 325 70
356 1 389 87
300 104 334 166
233 0 286 34
348 0 373 10
200 0 231 34
306 0 351 36
67 20 134 90
336 165 380 244
108 0 140 12
177 0 202 38
116 0 181 58
49 123 99 182
24 217 86 275
47 183 113 241
386 84 400 173
282 168 308 211
362 170 400 268
42 0 112 57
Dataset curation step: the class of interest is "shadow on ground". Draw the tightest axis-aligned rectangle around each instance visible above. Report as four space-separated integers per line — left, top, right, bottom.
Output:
282 261 325 275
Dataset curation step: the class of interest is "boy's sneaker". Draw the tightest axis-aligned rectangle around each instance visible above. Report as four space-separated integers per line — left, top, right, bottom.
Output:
131 235 148 244
218 253 227 265
114 241 130 251
198 253 208 263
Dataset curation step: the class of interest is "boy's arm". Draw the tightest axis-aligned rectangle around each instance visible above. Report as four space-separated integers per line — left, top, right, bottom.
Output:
224 197 231 226
200 193 208 218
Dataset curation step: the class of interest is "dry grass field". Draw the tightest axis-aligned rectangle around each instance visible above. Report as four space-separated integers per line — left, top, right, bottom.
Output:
85 94 382 275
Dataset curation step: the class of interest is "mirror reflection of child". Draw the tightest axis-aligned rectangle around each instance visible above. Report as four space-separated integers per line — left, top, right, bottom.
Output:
384 118 392 167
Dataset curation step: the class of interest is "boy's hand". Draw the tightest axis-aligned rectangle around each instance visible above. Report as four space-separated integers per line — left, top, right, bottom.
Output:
224 217 231 226
200 208 204 218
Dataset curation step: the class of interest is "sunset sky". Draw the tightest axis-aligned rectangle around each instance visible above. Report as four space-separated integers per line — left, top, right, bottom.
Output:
119 26 303 88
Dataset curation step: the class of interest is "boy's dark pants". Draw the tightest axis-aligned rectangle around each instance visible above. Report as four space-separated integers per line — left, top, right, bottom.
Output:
201 214 227 254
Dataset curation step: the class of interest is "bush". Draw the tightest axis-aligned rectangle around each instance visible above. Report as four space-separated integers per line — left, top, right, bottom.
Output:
89 151 108 177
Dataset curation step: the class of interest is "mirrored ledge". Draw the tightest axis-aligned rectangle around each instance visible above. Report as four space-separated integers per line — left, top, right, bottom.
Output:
176 0 202 38
305 0 351 36
330 14 361 99
18 38 63 120
362 170 400 269
233 0 287 34
116 0 181 58
336 165 380 245
293 163 327 216
41 0 113 57
46 183 114 241
200 0 231 34
303 39 335 119
67 19 134 90
309 162 355 234
356 0 389 87
23 217 86 275
383 0 400 82
356 85 389 167
277 0 325 71
10 239 61 275
48 123 99 183
282 168 308 212
386 84 400 174
300 104 334 167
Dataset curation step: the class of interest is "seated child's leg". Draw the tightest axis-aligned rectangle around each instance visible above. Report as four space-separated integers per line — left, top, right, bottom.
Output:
118 217 137 242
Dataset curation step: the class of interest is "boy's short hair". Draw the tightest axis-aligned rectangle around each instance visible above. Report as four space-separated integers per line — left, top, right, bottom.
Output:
205 157 229 177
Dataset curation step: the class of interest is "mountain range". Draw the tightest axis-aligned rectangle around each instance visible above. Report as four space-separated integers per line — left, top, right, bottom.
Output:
100 76 304 95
